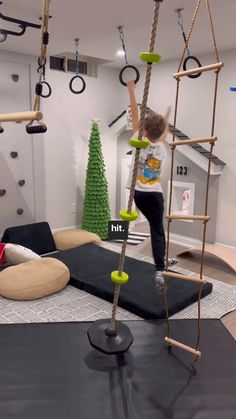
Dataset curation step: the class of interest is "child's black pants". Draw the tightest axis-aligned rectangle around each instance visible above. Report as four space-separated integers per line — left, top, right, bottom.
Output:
134 190 165 271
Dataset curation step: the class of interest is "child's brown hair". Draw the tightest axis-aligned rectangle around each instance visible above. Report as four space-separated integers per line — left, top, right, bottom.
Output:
144 113 166 142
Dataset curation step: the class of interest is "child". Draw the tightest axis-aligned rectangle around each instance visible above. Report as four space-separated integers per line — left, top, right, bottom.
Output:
127 80 171 289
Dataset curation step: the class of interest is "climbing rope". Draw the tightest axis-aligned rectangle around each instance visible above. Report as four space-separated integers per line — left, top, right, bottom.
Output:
27 0 51 134
110 0 162 332
164 0 222 361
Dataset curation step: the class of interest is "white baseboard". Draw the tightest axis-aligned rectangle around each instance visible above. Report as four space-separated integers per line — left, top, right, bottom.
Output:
168 233 236 251
50 225 236 252
215 241 236 251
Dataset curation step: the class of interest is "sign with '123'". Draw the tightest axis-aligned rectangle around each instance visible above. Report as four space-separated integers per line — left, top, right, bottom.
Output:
177 166 188 175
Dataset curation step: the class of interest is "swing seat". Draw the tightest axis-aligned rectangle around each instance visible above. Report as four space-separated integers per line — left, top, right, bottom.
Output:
0 111 43 123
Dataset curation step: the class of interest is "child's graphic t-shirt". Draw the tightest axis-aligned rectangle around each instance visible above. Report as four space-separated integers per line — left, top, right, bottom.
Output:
127 140 166 193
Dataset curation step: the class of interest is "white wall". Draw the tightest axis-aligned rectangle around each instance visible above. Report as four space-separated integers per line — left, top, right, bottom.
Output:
0 51 46 230
117 49 236 248
0 50 122 232
42 65 121 229
1 48 235 247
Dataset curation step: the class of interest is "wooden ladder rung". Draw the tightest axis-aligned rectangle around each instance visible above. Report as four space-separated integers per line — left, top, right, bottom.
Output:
0 111 43 123
165 337 201 359
164 271 206 284
170 136 217 147
166 214 210 221
173 62 224 80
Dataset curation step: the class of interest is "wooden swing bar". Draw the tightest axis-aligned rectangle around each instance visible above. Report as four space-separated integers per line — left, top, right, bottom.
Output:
0 111 43 123
173 62 224 79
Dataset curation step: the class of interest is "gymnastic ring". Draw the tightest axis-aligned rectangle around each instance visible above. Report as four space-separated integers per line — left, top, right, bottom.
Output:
119 65 140 86
69 75 86 94
183 55 202 79
40 81 52 98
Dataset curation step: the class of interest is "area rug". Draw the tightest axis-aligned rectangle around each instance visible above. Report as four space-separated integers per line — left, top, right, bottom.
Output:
0 242 235 325
112 231 150 245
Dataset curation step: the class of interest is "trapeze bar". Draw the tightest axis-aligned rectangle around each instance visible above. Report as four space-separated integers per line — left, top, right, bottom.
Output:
166 215 210 221
173 62 224 79
165 337 201 359
170 136 217 147
0 111 43 123
164 271 206 284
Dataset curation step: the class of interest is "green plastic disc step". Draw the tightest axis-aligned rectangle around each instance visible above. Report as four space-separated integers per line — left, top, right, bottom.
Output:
111 271 129 285
139 52 162 63
120 210 138 222
129 138 149 149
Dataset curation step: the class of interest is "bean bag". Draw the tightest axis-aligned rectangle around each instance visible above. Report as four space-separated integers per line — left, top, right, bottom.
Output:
53 229 101 251
0 257 70 300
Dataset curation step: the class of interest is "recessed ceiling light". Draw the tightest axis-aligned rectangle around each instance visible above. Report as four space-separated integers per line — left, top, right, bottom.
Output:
116 49 125 57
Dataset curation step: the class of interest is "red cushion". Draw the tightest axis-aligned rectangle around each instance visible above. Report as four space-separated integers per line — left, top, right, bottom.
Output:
0 243 6 265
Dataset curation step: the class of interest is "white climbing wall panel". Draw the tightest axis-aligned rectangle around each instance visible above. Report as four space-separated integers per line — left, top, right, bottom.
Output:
0 60 35 235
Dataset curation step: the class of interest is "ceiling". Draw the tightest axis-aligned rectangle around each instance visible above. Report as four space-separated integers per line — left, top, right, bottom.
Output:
0 0 235 67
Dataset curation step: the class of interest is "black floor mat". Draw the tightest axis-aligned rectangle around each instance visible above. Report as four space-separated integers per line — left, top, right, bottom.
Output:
49 244 212 319
0 320 235 419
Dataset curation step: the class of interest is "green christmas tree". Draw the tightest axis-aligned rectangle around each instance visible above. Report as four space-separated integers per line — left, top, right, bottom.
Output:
82 120 110 240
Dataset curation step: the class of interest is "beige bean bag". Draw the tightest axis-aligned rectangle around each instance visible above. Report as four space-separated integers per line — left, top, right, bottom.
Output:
0 257 70 301
53 229 101 251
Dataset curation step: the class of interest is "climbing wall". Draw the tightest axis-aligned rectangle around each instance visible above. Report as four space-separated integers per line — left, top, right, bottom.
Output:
0 60 35 235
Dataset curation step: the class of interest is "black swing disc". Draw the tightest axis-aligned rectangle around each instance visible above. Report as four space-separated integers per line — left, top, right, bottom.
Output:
87 319 133 355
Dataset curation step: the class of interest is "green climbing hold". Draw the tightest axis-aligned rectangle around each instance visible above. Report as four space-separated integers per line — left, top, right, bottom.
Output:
139 52 162 63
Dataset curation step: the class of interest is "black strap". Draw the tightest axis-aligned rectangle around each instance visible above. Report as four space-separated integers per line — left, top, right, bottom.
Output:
26 124 47 134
